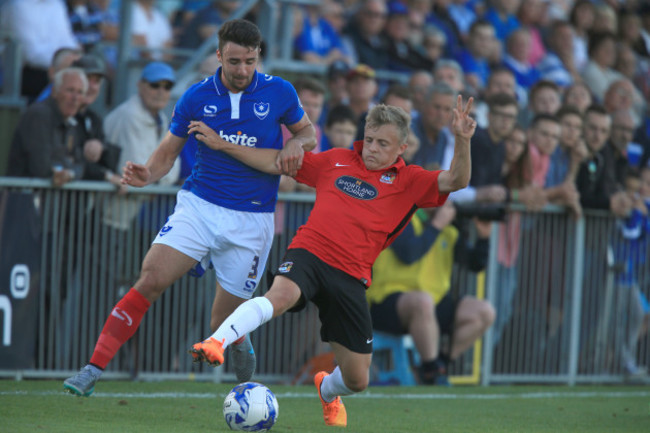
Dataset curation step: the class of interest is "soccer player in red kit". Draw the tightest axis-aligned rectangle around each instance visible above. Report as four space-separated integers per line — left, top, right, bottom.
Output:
187 97 476 427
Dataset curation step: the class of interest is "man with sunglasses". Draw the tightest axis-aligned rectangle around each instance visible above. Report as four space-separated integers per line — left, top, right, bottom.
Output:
102 61 181 192
64 19 316 397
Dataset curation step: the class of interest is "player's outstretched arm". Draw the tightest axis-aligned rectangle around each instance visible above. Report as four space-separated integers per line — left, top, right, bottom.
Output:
438 95 476 194
188 120 283 175
122 132 186 187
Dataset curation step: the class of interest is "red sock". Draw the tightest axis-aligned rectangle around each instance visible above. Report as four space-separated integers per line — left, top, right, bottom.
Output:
90 288 151 369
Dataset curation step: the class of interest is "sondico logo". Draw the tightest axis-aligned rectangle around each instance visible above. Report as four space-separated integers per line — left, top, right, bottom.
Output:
219 130 258 147
203 105 218 116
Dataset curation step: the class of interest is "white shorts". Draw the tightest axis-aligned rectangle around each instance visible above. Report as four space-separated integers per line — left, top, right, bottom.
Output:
153 189 274 298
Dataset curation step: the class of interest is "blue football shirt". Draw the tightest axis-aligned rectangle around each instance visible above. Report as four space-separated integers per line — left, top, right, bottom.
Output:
170 68 305 212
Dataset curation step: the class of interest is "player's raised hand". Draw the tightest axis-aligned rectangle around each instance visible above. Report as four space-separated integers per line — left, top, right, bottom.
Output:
121 161 151 187
451 95 476 140
188 120 226 151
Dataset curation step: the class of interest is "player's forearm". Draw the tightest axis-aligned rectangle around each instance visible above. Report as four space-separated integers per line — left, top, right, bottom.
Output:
289 122 317 152
144 133 185 185
145 147 178 184
219 142 282 174
443 136 472 192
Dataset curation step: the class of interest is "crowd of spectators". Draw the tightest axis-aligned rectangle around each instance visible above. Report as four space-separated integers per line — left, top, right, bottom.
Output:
2 0 650 380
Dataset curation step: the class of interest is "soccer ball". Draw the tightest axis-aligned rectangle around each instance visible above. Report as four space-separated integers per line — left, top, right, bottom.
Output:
223 382 279 431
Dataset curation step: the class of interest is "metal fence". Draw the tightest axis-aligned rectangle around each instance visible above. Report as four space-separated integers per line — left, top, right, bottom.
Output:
482 207 650 385
1 178 648 386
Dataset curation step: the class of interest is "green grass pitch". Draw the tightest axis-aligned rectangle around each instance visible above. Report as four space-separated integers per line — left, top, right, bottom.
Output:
1 380 648 432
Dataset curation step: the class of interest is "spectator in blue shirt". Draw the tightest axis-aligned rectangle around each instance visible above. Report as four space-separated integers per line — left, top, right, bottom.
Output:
537 20 580 89
294 4 352 66
178 0 241 49
502 28 541 91
456 19 495 92
483 0 521 43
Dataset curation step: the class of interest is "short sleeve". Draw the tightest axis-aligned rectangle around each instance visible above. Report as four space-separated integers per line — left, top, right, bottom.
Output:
294 151 328 187
169 88 193 138
279 80 305 127
405 166 449 208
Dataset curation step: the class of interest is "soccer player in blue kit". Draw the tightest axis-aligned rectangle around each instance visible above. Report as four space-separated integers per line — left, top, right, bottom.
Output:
63 19 317 397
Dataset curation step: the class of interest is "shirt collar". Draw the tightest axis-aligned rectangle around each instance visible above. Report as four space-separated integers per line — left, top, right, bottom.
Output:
212 67 259 96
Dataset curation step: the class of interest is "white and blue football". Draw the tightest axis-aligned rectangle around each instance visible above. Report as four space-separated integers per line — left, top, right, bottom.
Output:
223 382 279 432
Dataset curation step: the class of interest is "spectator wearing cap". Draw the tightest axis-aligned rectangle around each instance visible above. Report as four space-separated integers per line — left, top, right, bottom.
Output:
319 60 351 128
71 54 122 184
382 1 434 73
103 62 181 230
345 64 379 140
342 0 390 70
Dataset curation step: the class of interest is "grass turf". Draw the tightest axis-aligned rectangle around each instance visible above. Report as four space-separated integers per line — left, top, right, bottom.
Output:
1 380 648 432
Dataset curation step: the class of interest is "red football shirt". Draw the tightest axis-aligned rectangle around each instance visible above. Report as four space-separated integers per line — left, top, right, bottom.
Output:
289 141 448 286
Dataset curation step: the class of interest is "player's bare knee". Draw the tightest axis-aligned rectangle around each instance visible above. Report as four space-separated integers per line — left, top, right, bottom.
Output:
135 269 166 301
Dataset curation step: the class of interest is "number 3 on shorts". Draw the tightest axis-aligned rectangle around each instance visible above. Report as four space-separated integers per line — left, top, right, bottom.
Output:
247 256 260 279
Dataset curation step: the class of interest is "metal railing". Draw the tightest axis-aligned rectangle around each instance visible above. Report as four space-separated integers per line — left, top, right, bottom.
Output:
1 178 648 386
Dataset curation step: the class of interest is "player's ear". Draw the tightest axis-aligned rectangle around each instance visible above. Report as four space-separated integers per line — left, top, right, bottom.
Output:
397 142 408 155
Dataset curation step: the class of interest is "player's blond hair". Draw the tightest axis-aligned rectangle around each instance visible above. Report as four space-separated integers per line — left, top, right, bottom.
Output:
365 104 411 145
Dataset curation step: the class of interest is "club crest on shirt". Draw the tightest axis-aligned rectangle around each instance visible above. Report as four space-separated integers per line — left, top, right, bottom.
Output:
278 261 293 273
335 176 378 200
380 171 396 184
254 102 270 120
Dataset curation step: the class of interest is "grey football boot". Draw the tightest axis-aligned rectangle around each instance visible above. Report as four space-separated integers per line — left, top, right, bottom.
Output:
229 334 256 382
63 365 102 397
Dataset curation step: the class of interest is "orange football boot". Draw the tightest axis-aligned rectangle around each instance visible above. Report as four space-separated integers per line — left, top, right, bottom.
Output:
189 337 225 367
314 371 347 427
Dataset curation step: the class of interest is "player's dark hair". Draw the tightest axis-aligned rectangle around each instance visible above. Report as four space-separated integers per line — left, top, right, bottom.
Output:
326 104 358 128
218 19 262 52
